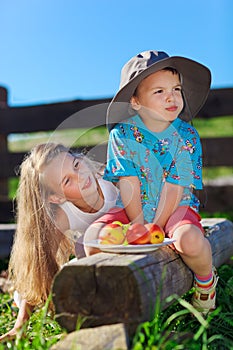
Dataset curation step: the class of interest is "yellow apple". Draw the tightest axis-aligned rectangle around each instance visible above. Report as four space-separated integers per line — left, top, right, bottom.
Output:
99 222 125 245
145 223 165 244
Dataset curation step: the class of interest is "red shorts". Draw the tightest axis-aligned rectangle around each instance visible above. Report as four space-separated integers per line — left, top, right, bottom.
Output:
93 207 130 225
93 206 204 237
164 206 204 238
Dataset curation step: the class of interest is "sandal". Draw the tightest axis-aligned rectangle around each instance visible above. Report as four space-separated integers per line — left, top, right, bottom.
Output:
192 267 219 316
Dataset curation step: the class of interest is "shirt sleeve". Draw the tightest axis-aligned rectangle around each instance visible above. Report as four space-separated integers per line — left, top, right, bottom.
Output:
103 126 138 183
166 127 203 190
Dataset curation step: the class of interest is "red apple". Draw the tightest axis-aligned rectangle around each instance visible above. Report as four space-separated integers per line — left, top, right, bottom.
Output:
99 223 125 245
145 223 165 244
125 223 150 245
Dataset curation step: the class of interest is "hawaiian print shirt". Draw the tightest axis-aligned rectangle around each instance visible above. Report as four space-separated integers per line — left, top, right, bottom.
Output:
103 115 203 223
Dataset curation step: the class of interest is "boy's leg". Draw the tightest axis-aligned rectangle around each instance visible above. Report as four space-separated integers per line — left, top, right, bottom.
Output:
172 224 212 276
164 207 218 315
171 224 218 315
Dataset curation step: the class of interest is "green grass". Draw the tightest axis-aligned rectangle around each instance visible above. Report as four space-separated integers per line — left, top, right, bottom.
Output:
8 126 109 152
131 262 233 349
200 210 233 222
0 294 64 349
203 167 233 180
195 115 233 181
193 116 233 138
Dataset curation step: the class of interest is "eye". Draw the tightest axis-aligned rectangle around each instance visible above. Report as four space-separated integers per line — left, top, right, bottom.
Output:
154 89 163 94
174 86 182 92
63 177 70 186
73 158 80 169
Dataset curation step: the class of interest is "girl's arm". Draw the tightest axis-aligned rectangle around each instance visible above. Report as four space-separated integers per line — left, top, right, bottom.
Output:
83 222 105 256
119 176 144 224
83 175 143 254
0 299 34 341
153 182 184 228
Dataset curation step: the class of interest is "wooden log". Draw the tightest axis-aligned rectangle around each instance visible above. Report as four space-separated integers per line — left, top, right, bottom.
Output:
52 218 233 333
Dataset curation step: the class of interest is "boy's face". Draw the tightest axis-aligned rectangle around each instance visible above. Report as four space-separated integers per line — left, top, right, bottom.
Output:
130 70 184 131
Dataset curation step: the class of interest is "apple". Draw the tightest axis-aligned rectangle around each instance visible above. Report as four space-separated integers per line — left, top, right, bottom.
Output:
99 222 125 245
125 223 150 245
145 223 165 244
112 221 131 235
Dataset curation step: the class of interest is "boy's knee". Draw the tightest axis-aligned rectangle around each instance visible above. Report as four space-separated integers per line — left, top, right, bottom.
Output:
173 224 204 256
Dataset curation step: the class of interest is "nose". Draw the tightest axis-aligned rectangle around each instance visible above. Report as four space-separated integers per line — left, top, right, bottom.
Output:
166 90 175 102
77 165 87 177
75 166 88 183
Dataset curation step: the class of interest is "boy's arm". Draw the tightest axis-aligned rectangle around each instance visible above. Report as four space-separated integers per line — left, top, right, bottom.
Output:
119 176 144 224
153 182 184 228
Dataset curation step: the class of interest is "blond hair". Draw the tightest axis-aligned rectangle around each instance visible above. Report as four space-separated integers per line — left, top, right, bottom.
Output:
8 143 75 307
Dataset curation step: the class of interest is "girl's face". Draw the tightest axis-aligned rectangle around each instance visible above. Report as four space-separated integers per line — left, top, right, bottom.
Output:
131 70 184 132
41 152 98 206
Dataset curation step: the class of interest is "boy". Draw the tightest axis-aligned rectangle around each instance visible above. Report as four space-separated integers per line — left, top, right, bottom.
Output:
103 50 218 315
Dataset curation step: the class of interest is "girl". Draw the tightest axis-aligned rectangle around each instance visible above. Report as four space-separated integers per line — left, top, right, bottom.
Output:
0 142 118 341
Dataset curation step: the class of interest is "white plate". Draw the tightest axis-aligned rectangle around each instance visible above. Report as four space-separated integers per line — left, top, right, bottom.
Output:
85 238 175 253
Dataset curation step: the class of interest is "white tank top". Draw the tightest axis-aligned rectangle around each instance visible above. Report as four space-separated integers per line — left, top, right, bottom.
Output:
59 178 118 241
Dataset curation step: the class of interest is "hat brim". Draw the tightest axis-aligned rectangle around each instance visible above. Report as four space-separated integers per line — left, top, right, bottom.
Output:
107 56 211 130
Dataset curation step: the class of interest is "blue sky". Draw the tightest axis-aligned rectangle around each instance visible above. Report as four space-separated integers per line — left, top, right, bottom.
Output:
0 0 232 106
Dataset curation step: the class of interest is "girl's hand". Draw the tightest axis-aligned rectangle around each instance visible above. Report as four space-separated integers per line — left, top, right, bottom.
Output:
0 299 33 342
0 328 20 342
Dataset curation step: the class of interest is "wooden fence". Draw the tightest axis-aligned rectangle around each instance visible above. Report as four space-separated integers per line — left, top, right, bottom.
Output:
0 86 233 224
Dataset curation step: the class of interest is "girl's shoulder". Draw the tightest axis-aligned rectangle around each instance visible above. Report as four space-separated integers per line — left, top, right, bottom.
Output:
54 206 70 234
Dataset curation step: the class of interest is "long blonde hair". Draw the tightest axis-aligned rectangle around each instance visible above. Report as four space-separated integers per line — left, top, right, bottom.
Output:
8 143 75 307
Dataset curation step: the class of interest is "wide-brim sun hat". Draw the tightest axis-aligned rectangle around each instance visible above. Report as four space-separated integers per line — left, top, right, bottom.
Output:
107 50 211 130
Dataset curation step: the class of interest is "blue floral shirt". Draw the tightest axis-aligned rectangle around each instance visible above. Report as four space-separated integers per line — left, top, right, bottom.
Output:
103 115 203 223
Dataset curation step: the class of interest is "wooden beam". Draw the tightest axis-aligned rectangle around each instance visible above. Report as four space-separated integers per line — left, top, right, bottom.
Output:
200 185 233 213
0 99 111 134
0 144 108 178
52 218 233 333
202 137 233 167
0 224 16 259
198 88 233 119
0 88 232 134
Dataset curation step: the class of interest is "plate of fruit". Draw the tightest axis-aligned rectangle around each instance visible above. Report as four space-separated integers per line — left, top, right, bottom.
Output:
85 221 175 253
